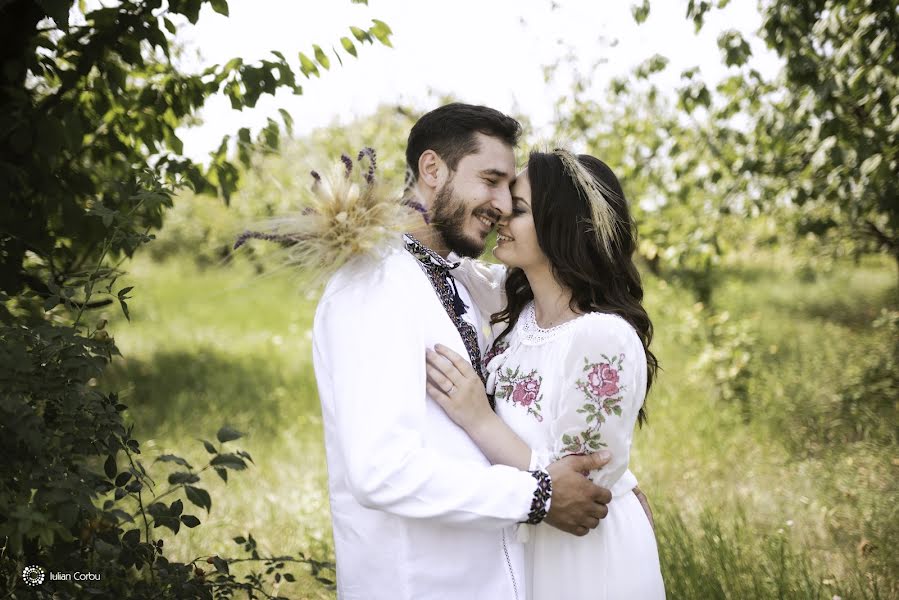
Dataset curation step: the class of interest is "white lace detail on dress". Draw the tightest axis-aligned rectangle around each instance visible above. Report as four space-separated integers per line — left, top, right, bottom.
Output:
520 301 583 345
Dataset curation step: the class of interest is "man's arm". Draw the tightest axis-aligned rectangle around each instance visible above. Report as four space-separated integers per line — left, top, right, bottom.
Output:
315 267 536 527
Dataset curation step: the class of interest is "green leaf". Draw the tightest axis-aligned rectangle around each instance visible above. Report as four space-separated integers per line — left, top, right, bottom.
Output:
115 472 132 487
163 17 177 35
340 37 358 57
104 454 117 479
211 556 230 574
350 26 370 43
217 425 244 443
147 502 168 519
119 299 130 322
155 454 193 469
154 516 181 534
210 453 248 470
370 19 393 47
278 108 294 135
215 467 228 483
313 44 330 70
168 471 200 485
635 54 669 79
186 485 212 512
170 499 183 517
201 439 218 454
210 0 229 16
122 529 140 547
718 30 752 67
686 0 713 32
181 514 201 527
631 0 650 24
298 52 319 78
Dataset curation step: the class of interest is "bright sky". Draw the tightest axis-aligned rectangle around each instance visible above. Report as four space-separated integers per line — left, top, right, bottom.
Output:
175 0 781 162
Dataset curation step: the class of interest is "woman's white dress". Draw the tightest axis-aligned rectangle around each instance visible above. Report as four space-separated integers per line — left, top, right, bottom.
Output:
483 301 666 600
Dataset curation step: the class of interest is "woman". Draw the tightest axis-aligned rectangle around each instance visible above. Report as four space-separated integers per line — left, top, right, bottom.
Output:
424 149 665 599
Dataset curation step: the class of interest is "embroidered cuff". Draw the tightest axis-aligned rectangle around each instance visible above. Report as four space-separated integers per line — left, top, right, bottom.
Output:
524 469 552 524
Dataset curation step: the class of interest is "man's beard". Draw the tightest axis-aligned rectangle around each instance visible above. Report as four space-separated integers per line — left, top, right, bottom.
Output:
431 181 487 258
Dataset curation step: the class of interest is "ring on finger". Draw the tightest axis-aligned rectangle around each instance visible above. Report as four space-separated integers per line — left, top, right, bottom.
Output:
446 384 456 395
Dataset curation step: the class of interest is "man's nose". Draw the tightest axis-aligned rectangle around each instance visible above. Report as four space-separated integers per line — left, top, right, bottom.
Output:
491 185 513 217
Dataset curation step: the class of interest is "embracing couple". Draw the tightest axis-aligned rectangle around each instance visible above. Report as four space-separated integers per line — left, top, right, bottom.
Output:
311 103 665 599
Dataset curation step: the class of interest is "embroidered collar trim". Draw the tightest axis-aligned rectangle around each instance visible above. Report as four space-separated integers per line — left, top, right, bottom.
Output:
403 234 460 271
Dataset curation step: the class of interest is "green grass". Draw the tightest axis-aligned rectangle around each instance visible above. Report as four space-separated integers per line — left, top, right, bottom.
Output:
101 253 898 599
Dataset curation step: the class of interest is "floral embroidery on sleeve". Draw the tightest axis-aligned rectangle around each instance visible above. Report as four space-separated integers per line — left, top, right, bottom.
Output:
560 353 626 454
495 365 544 422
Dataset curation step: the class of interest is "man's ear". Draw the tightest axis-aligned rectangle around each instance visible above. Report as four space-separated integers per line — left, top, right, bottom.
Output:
417 149 447 191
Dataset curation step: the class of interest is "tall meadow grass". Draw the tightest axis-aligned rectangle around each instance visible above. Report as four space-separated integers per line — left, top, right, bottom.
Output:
101 252 897 599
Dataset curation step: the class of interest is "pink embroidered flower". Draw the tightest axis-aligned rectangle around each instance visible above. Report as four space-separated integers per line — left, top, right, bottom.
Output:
512 378 540 407
587 363 620 397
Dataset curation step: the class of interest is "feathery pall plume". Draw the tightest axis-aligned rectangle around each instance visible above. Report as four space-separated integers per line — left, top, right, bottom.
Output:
235 148 422 283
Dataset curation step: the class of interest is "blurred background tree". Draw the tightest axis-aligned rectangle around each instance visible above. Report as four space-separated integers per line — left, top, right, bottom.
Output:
0 0 390 597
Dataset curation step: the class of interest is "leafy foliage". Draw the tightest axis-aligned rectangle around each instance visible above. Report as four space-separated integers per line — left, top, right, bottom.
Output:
0 0 392 313
551 59 746 303
0 0 388 596
626 0 899 285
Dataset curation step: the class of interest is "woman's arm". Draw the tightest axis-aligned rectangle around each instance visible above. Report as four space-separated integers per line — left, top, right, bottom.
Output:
425 345 531 470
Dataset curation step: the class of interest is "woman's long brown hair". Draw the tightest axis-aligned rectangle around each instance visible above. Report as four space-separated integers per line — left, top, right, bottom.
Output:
491 152 658 425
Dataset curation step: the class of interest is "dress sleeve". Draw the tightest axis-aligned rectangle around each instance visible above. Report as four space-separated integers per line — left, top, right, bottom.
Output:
527 314 646 492
313 257 539 527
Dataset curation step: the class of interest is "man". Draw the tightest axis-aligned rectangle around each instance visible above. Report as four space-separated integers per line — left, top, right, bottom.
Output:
312 103 614 600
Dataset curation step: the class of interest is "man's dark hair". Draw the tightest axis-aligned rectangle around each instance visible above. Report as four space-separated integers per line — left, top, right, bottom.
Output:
405 103 522 184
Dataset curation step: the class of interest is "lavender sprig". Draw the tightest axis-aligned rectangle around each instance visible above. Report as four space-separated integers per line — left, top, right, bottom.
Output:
357 147 377 184
233 230 298 250
402 199 431 225
340 154 353 178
